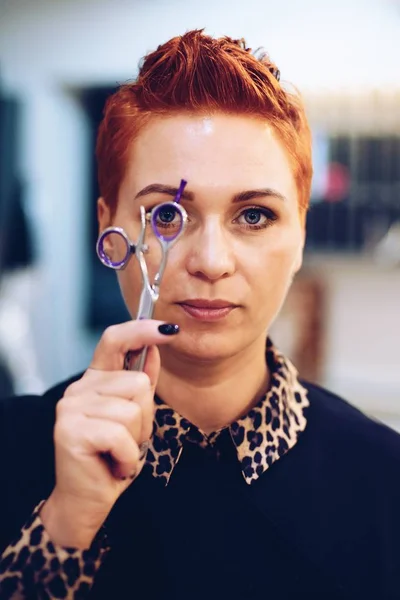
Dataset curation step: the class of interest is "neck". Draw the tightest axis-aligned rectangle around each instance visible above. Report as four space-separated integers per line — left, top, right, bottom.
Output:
156 336 270 434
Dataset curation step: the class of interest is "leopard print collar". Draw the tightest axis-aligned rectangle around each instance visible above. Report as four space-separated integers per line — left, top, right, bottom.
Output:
145 339 309 485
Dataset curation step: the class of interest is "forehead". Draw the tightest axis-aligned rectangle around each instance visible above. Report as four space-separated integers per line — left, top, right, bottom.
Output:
121 113 296 199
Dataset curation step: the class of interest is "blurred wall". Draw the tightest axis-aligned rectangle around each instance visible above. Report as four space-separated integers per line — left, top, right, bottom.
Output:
0 0 399 427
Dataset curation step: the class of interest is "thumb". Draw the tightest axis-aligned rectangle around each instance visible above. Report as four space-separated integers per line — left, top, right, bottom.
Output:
89 319 178 372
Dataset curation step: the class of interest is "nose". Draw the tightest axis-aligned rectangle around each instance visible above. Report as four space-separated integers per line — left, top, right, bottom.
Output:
185 217 236 282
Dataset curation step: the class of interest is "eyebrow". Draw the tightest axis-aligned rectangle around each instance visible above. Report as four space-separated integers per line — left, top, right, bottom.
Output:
134 183 286 203
134 184 194 202
232 188 287 203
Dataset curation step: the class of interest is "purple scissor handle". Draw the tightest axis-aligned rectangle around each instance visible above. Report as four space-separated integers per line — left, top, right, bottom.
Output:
96 179 188 371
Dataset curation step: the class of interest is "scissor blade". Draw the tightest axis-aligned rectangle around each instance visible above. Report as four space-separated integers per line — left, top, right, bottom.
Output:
124 287 156 372
136 286 155 321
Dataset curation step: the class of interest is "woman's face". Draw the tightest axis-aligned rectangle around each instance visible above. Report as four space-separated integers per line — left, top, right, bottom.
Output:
98 113 305 362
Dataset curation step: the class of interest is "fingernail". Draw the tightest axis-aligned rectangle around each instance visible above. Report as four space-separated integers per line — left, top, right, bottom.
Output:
158 323 180 335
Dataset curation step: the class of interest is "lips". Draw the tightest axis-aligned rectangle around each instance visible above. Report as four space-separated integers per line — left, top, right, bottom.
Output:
179 299 237 309
177 299 238 321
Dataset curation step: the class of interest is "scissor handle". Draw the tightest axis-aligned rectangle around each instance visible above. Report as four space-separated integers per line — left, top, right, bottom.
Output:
96 227 136 270
124 180 188 373
124 348 149 372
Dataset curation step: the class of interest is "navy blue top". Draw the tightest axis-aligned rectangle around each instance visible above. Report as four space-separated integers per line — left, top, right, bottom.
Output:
1 376 400 599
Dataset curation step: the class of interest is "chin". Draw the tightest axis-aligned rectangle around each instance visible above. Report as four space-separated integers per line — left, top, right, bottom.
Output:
155 304 268 363
163 328 250 365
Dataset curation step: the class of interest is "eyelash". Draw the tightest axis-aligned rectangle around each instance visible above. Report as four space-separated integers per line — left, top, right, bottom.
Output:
234 206 278 230
144 204 278 231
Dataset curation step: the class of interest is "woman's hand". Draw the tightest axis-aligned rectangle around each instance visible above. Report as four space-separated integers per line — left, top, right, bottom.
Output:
40 320 178 548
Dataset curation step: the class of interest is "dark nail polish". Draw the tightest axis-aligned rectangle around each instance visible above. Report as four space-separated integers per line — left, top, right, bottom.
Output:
158 323 180 336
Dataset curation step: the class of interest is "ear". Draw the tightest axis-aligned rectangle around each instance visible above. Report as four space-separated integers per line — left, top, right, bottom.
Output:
97 197 111 235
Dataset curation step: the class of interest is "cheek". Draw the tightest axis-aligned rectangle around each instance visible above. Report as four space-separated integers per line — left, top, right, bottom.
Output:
253 223 301 261
117 260 143 316
154 240 185 287
245 229 302 296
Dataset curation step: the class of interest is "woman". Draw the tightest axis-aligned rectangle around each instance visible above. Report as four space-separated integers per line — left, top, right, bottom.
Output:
1 30 399 600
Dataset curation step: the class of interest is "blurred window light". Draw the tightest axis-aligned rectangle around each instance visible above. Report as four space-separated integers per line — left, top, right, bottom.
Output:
307 132 400 253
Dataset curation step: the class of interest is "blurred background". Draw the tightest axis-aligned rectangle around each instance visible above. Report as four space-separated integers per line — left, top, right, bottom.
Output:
0 0 399 430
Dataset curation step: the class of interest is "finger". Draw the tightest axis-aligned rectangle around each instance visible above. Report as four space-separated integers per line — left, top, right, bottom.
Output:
89 319 179 373
66 370 151 399
83 418 140 480
63 371 154 442
120 365 155 440
83 397 143 444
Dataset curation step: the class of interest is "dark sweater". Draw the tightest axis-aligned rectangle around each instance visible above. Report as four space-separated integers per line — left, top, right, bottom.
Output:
1 375 400 599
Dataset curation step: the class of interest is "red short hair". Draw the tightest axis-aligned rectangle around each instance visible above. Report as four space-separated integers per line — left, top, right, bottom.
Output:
96 29 313 217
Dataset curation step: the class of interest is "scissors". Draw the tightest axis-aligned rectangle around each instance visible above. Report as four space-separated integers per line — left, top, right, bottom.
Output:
96 179 188 372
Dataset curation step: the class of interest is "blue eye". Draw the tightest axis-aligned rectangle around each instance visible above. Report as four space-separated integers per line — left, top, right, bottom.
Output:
146 205 180 230
157 206 177 224
236 207 277 230
244 209 263 225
